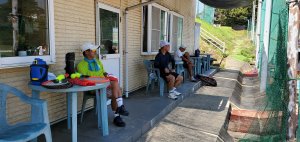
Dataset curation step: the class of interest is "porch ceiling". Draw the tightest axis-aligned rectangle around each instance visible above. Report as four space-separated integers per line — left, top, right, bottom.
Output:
199 0 253 9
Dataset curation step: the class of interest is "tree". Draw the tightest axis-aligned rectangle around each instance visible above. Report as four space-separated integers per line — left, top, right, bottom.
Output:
215 5 252 26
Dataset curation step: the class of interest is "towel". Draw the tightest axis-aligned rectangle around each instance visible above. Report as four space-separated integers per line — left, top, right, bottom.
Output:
84 57 100 71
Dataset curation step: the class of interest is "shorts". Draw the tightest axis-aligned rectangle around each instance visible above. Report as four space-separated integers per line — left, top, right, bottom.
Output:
162 72 179 82
183 62 188 68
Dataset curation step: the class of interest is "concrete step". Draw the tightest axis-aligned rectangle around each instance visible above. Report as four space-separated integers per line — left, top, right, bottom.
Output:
228 109 283 135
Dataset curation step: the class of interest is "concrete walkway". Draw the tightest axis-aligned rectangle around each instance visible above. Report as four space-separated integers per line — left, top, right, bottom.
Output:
138 69 241 142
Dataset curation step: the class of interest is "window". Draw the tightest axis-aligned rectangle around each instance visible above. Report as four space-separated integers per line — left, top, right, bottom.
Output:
170 14 183 52
99 8 119 54
0 0 55 68
142 3 183 55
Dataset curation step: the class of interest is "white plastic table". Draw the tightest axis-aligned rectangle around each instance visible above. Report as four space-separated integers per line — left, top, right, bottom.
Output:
28 82 110 142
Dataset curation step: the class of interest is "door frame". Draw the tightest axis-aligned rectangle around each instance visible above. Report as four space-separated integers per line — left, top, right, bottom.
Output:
96 2 123 87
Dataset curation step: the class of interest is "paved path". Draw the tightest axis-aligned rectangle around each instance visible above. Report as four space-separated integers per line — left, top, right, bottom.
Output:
138 70 241 142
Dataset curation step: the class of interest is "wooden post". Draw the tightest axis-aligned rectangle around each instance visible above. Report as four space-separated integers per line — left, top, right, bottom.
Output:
287 2 300 140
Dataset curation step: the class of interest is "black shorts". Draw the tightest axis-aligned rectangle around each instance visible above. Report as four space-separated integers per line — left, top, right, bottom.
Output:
183 62 188 68
162 72 179 82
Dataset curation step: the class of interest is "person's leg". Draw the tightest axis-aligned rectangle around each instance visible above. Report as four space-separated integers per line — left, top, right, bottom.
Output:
110 81 119 111
110 81 128 127
187 63 193 79
111 81 128 115
168 73 183 96
166 75 175 91
165 75 177 99
174 75 183 87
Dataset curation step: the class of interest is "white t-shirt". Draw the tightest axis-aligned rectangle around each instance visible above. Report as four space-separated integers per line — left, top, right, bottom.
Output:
174 50 183 61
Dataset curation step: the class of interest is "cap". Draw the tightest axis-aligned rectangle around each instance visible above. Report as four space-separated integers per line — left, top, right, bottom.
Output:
160 40 170 48
81 42 99 52
179 45 187 49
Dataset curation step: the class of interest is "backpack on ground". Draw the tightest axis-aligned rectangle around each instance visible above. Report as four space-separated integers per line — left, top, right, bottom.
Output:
195 74 217 87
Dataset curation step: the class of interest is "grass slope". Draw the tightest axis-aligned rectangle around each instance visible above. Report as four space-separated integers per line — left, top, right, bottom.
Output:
196 19 255 63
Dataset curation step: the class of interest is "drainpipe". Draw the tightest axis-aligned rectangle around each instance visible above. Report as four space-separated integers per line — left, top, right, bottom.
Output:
255 0 262 68
297 79 300 140
260 0 272 93
251 0 256 41
124 0 159 98
124 11 129 98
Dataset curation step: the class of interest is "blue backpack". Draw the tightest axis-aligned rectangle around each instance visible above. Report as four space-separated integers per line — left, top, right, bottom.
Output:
30 58 49 85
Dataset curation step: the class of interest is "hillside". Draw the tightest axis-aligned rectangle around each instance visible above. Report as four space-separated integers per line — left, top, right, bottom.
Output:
196 19 255 66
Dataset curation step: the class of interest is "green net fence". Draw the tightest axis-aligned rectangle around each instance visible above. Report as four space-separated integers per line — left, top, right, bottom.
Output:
240 0 289 141
197 2 215 24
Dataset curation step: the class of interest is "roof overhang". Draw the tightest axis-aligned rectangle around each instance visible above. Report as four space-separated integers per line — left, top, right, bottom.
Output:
199 0 253 9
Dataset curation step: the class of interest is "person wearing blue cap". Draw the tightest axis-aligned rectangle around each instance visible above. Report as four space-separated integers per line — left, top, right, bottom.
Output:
154 41 183 100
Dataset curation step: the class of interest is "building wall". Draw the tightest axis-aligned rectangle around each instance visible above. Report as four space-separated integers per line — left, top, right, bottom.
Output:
0 0 195 124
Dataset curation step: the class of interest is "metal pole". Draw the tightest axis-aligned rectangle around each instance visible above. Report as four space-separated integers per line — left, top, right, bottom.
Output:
124 0 159 98
251 0 256 41
260 0 272 93
124 11 129 98
297 79 300 140
255 0 262 68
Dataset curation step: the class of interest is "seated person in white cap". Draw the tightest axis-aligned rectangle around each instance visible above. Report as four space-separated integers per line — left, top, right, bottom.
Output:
174 45 196 82
77 42 129 127
154 40 183 100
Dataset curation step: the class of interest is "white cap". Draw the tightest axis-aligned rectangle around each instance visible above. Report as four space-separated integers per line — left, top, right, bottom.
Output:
81 42 99 52
160 40 170 48
179 45 187 49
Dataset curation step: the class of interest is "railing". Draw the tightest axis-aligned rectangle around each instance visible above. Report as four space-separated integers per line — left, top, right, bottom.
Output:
200 28 226 53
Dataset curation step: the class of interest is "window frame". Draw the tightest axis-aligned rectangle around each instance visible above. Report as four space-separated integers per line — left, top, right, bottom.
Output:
141 3 169 55
141 4 184 55
169 11 184 53
0 0 55 69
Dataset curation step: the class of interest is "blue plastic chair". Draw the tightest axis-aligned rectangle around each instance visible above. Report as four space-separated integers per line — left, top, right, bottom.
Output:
79 92 112 123
80 92 97 123
0 83 52 142
203 60 207 73
175 61 185 82
143 60 165 97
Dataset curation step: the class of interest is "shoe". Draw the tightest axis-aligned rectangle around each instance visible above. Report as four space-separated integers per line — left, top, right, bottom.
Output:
168 93 178 100
190 77 197 82
116 105 129 116
113 116 126 127
173 90 182 96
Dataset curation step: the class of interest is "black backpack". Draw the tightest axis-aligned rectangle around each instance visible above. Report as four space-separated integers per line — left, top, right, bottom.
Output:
195 74 217 87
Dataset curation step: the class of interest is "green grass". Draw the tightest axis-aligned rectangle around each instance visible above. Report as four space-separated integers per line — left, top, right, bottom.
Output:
196 18 255 63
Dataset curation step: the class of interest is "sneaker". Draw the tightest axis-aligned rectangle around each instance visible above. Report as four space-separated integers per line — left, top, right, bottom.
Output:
113 116 126 127
168 93 178 100
190 77 197 82
116 105 129 116
173 90 182 96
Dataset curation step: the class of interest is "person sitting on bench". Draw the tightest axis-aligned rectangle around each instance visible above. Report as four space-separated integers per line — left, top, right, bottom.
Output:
154 41 183 100
174 45 196 82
